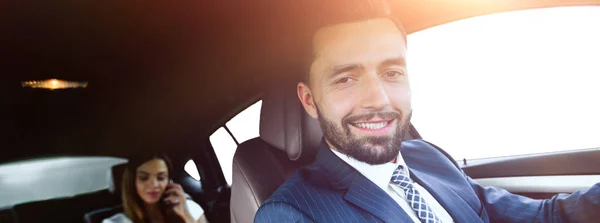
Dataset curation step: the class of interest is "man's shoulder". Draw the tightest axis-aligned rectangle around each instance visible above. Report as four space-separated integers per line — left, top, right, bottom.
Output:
265 166 330 204
402 139 446 154
257 166 349 222
402 139 460 168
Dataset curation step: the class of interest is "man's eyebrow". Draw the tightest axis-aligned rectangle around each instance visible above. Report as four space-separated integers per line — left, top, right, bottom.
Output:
328 64 364 79
378 57 406 69
137 171 149 175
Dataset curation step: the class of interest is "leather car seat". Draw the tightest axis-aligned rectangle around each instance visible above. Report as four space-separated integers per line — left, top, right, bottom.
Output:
230 82 323 223
107 163 126 198
83 163 127 223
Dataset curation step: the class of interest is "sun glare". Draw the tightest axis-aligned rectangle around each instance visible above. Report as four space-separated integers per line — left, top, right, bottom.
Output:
408 6 600 160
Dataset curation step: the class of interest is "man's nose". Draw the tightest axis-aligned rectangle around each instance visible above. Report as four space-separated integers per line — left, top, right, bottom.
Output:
360 75 391 110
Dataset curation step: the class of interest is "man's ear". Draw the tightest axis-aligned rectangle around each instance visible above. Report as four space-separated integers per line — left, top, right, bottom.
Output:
297 82 319 119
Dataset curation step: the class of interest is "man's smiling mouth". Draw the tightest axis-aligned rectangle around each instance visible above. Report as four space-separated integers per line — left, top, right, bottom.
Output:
350 120 392 130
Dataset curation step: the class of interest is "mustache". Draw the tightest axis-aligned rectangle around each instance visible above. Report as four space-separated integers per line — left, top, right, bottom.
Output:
342 110 402 124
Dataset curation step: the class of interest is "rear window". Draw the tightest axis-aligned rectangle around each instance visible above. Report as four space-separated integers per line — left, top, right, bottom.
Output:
184 159 201 181
0 157 126 207
226 100 262 144
210 100 262 185
409 6 600 160
209 127 238 185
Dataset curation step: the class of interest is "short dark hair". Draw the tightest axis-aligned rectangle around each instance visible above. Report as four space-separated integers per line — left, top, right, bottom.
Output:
292 0 408 84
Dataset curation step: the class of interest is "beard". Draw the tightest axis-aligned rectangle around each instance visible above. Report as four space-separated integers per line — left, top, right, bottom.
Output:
316 106 412 165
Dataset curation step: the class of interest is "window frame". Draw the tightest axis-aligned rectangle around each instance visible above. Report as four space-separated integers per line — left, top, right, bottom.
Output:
206 96 262 186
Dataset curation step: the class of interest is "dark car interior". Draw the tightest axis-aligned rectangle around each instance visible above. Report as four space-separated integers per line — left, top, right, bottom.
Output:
2 1 600 223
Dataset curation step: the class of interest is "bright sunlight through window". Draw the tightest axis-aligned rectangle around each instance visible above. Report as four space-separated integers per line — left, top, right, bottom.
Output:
184 160 201 181
226 100 262 143
210 101 262 185
408 6 600 160
210 127 238 185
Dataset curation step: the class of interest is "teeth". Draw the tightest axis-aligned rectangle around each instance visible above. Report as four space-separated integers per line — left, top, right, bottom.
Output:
354 122 388 130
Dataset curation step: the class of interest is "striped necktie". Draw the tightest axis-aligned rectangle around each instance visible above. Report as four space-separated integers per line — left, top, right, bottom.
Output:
390 166 442 223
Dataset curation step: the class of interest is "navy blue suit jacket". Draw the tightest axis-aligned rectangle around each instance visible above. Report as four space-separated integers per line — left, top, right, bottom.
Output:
254 139 600 223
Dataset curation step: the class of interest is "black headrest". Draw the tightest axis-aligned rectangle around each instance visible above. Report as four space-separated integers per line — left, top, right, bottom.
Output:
259 81 323 161
108 163 127 197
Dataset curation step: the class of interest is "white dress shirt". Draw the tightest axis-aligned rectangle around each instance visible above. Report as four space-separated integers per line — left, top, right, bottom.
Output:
332 149 454 223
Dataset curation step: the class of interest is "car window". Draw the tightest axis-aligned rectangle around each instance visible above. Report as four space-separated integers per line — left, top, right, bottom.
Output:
226 100 262 143
209 128 237 185
209 100 262 185
0 157 126 207
408 6 600 160
184 159 201 181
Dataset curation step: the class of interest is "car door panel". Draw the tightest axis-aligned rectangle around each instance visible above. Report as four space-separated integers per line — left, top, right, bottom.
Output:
460 149 600 199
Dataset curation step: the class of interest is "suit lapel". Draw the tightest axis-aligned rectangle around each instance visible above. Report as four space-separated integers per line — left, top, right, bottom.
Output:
409 168 480 223
343 175 413 223
314 139 413 223
399 140 485 223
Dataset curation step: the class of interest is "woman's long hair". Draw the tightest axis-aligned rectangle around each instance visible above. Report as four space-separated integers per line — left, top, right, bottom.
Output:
121 151 173 223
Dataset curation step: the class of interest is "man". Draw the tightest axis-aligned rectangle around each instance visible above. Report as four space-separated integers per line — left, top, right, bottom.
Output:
254 1 600 222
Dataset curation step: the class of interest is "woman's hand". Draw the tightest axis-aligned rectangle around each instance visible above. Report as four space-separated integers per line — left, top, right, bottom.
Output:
163 182 196 223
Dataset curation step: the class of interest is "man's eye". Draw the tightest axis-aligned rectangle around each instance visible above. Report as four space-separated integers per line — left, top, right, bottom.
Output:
157 176 166 182
336 77 355 84
384 71 403 78
138 176 149 181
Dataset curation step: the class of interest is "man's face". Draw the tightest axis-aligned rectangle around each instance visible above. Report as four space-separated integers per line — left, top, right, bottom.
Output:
297 18 412 165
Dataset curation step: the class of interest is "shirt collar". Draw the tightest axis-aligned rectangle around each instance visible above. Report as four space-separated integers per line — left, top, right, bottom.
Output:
331 148 410 191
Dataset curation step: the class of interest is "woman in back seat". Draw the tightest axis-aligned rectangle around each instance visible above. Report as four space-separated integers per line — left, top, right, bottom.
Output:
103 152 208 223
